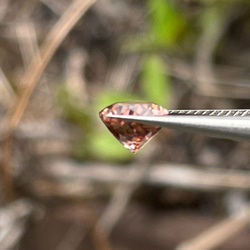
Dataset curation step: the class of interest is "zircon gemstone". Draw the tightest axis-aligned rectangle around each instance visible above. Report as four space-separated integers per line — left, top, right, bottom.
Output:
99 102 169 153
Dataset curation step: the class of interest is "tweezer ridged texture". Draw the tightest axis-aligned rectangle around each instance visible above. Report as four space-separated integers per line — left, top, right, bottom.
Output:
168 109 250 117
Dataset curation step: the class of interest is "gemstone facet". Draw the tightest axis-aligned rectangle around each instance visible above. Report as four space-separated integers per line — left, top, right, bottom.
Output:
99 102 169 153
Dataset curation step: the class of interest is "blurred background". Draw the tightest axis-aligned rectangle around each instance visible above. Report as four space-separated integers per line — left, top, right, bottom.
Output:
0 0 250 249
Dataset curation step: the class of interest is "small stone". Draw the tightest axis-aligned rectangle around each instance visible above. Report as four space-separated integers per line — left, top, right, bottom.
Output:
99 102 169 153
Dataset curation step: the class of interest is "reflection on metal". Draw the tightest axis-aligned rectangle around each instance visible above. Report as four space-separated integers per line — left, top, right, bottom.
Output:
107 109 250 142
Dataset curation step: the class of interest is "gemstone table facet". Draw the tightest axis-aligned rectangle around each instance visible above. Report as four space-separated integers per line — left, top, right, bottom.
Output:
99 102 169 153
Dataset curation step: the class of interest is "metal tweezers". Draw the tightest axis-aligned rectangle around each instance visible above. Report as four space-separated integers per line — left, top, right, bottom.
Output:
107 109 250 142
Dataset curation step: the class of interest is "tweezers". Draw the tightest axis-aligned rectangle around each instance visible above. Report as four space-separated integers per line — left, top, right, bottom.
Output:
107 109 250 142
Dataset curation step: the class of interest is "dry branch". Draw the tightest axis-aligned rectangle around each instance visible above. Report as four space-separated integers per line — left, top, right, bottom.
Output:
0 67 15 109
0 0 9 22
1 0 96 202
7 0 96 131
16 21 40 69
97 163 150 235
194 5 231 93
0 199 33 250
65 48 88 103
33 159 250 200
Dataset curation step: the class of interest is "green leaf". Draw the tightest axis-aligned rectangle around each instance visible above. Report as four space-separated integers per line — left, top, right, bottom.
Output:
56 86 91 130
147 0 187 47
87 131 133 161
141 55 171 107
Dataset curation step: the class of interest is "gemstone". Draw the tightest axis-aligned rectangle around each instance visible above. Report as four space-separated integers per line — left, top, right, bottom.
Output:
99 102 169 153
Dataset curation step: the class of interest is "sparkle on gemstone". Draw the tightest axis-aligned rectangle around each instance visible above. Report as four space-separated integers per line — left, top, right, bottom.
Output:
99 102 169 153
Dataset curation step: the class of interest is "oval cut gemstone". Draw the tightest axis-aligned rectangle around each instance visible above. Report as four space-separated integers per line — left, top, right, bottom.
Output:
99 102 169 153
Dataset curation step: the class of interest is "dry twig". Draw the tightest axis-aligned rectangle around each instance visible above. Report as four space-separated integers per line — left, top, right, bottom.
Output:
0 0 9 22
65 48 88 103
8 0 96 131
97 163 149 235
0 67 15 109
1 0 96 202
194 6 233 96
16 21 41 70
0 199 33 250
96 147 157 238
177 203 250 250
43 159 250 195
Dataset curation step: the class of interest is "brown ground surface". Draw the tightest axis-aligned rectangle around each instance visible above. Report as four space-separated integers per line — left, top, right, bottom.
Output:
20 201 250 250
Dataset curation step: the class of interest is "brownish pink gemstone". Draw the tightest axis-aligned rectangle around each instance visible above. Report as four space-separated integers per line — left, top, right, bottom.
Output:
99 102 169 153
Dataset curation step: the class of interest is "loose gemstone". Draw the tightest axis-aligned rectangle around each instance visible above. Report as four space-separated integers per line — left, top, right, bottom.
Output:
99 102 169 153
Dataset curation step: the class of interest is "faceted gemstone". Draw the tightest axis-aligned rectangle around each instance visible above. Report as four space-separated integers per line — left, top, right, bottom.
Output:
99 102 169 153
